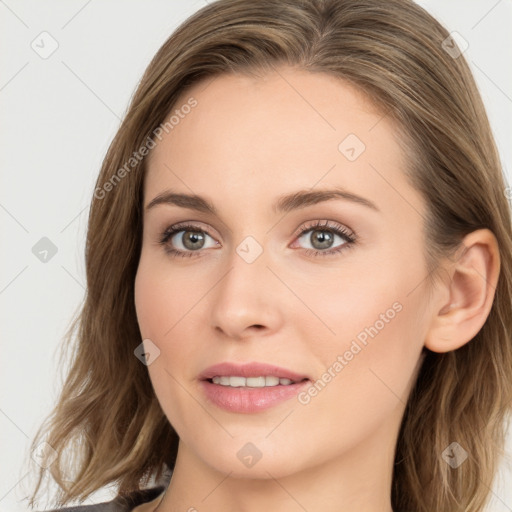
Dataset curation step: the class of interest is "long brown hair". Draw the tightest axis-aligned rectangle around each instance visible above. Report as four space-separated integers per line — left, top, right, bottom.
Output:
27 1 512 510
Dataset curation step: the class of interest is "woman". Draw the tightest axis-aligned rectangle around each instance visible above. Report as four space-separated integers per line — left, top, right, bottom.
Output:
29 0 512 511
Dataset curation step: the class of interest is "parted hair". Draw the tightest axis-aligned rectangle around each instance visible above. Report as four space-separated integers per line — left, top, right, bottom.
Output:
28 1 512 511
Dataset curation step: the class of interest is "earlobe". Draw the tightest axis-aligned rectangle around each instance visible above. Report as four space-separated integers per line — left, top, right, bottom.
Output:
424 229 500 354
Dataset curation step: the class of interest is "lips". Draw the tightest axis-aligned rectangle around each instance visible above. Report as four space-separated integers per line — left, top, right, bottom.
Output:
197 362 311 413
198 361 310 383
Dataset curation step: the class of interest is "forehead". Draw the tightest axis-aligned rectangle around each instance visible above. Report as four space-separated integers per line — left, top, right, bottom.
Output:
143 67 422 222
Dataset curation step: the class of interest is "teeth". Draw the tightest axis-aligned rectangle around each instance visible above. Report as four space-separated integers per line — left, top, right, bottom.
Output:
210 376 296 387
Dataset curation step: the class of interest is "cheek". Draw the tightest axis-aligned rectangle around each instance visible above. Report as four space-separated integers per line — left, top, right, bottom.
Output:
134 255 188 393
134 257 198 425
292 291 426 464
134 250 200 342
298 256 424 356
134 250 212 374
297 246 428 407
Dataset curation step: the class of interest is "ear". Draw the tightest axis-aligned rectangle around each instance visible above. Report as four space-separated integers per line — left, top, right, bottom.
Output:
424 229 501 353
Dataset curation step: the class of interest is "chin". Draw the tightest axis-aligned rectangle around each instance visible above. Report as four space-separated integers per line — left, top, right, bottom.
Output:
192 437 309 480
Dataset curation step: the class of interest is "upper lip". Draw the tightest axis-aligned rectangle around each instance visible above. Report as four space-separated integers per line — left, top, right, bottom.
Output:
199 362 310 382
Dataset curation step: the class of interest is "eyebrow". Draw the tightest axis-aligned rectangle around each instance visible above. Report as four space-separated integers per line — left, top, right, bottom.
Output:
145 187 379 215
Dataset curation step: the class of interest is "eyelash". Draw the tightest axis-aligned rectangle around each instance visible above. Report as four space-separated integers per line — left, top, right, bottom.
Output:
158 220 357 259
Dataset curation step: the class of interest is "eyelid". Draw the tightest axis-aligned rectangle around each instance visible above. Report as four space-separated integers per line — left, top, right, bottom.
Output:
292 219 356 240
161 220 218 239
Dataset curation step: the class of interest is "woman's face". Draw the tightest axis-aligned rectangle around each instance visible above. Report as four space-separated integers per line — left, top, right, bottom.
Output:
135 67 433 481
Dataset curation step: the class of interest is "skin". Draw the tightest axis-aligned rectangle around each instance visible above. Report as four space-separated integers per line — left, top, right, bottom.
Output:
134 67 500 512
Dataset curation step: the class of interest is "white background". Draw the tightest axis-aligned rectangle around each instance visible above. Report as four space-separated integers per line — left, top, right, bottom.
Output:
1 1 511 511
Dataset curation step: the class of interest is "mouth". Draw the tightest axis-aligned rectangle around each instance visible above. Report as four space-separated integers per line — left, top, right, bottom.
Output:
199 361 310 382
206 375 309 387
198 362 311 413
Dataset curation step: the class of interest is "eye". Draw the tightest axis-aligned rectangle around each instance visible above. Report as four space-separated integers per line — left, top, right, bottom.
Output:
292 220 356 257
158 220 356 259
158 223 219 258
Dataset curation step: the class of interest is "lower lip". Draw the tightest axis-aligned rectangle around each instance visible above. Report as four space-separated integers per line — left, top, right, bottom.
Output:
199 379 310 413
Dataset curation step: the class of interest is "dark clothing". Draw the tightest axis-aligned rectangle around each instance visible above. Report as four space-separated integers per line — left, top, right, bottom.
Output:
42 485 166 512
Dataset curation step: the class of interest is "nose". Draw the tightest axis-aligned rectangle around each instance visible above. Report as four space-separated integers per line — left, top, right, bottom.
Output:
209 242 284 341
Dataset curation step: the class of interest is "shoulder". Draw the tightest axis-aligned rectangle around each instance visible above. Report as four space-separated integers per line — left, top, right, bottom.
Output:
40 485 166 512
